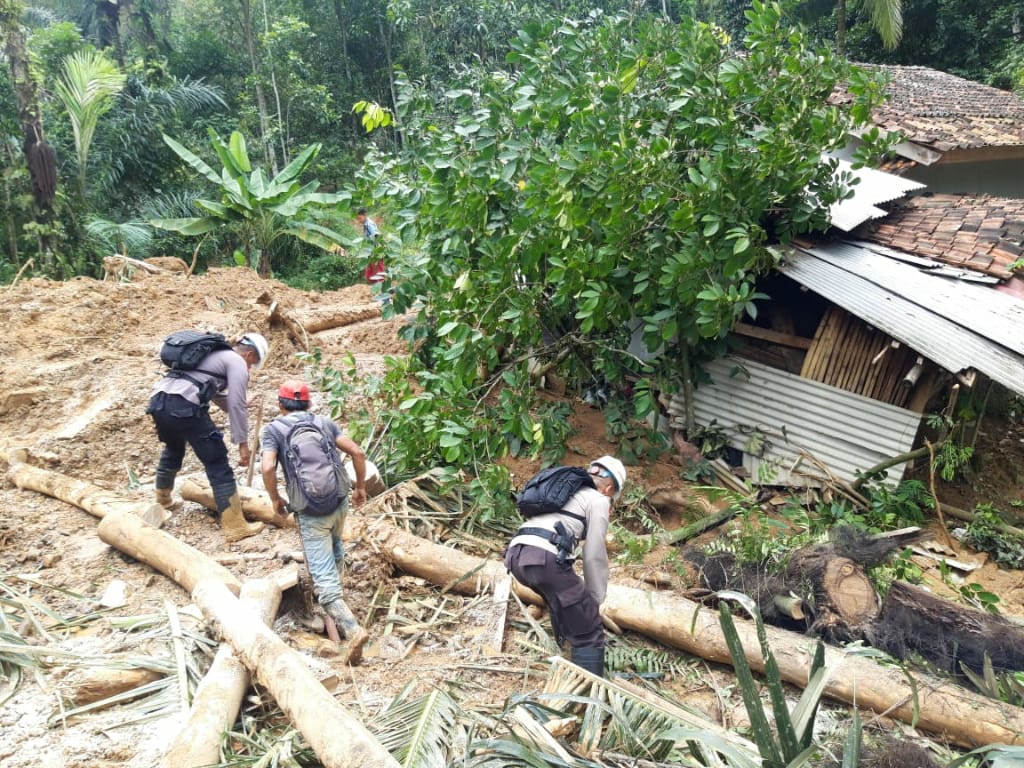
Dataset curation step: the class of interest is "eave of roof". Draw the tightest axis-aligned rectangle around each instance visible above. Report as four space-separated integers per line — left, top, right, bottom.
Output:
832 65 1024 156
853 193 1024 280
779 242 1024 396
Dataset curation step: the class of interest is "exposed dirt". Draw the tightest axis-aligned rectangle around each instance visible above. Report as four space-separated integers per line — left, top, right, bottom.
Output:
1 268 1023 766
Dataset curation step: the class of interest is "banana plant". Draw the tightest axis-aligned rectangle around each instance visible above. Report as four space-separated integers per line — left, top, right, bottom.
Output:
151 129 349 275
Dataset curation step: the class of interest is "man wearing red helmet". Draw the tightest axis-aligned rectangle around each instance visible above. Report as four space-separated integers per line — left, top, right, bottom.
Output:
261 379 369 663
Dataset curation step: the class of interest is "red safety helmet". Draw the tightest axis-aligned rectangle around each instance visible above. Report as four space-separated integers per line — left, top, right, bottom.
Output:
278 380 310 402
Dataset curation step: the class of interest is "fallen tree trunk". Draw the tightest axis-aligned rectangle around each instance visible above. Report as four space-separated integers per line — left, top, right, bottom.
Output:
7 452 146 521
180 479 295 528
273 304 382 350
785 550 879 642
96 512 243 596
6 456 242 596
8 457 398 768
284 305 382 334
163 569 298 768
343 514 1024 749
869 581 1024 676
192 577 400 768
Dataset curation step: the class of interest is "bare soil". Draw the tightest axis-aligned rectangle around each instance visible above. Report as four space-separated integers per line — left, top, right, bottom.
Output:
1 268 1022 766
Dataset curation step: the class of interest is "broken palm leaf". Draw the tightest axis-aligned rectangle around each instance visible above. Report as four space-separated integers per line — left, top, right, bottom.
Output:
215 723 316 767
718 603 785 767
466 738 594 768
540 657 760 766
605 637 690 678
841 709 862 768
947 744 1024 768
369 682 461 768
0 630 39 706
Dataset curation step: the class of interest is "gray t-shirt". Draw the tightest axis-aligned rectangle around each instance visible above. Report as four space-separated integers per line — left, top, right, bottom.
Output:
261 411 344 511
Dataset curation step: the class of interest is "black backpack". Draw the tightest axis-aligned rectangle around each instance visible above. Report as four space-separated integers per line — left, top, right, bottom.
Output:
269 414 351 516
160 330 232 371
517 466 595 533
159 331 232 403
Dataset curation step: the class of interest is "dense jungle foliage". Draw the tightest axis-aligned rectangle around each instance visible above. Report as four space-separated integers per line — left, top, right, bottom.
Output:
1 0 1021 284
2 0 1023 490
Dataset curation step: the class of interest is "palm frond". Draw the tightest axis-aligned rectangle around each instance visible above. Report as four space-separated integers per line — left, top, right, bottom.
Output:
369 682 462 768
85 216 154 256
861 0 903 49
54 48 126 193
538 656 761 767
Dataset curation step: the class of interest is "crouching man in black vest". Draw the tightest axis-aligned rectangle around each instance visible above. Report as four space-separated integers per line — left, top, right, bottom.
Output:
504 455 627 677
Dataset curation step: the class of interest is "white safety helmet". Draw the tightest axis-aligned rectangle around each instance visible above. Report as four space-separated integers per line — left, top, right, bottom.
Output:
237 332 269 369
591 455 627 499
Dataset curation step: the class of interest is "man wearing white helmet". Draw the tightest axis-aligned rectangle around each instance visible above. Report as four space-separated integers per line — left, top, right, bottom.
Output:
147 331 269 542
505 455 627 677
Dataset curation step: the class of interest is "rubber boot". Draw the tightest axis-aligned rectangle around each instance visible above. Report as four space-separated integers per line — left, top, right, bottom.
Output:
324 598 369 665
220 493 264 542
571 645 605 678
155 487 179 510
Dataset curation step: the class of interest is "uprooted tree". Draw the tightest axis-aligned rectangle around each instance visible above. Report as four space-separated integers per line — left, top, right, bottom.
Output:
345 1 894 482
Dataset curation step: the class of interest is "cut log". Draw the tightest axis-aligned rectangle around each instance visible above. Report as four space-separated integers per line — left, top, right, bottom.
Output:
191 578 400 768
62 667 163 707
180 479 295 528
7 455 146 521
285 305 382 334
869 581 1024 676
163 568 298 768
785 550 879 641
342 513 1024 749
5 457 242 596
97 511 242 596
6 457 397 768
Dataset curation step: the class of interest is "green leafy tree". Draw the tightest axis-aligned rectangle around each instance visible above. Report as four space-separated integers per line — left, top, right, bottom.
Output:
151 129 349 275
355 2 886 473
54 48 125 199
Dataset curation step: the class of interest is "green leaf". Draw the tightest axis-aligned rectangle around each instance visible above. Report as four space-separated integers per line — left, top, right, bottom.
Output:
228 131 252 173
149 217 220 236
162 134 220 185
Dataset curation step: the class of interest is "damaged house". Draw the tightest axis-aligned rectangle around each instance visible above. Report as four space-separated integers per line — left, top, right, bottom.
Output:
668 65 1024 487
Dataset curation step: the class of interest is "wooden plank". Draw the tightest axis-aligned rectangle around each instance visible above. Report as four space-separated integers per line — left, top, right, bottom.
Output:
481 573 512 656
734 322 812 349
807 307 843 381
825 310 854 387
800 307 833 379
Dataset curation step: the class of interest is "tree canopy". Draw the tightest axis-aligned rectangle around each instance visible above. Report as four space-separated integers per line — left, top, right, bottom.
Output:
346 2 886 478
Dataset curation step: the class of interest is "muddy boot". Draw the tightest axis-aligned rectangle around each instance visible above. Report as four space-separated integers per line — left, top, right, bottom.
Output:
324 598 369 665
220 493 264 542
155 487 179 510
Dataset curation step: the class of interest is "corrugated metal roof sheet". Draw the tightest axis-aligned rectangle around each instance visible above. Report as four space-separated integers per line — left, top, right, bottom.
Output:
828 160 925 232
779 243 1024 395
671 357 921 486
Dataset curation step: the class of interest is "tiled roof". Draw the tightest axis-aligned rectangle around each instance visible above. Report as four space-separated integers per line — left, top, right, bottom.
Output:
832 65 1024 152
854 194 1024 279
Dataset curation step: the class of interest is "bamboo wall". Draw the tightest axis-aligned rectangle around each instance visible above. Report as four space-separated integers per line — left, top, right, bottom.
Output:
800 306 923 408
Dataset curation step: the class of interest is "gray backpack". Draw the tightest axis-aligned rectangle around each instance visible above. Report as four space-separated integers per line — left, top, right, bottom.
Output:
270 414 351 515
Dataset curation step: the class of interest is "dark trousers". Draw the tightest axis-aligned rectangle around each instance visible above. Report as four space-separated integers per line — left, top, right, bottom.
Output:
504 543 603 649
148 393 235 510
